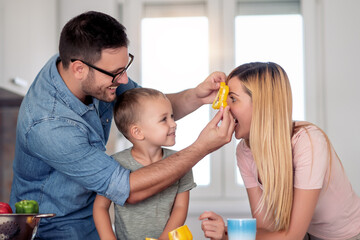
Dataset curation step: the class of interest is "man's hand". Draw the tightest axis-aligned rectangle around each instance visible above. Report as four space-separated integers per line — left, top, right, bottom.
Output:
199 211 227 240
195 71 227 105
194 106 235 155
127 78 233 204
167 71 226 120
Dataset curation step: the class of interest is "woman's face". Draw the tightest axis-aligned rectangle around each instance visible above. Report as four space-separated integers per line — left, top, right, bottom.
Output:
227 77 253 140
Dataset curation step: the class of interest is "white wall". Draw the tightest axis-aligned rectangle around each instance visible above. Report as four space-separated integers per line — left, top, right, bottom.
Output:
0 0 57 96
57 0 119 32
302 0 360 195
323 0 360 196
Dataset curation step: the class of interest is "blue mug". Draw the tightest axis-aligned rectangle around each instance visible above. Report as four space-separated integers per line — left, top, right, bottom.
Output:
227 218 256 240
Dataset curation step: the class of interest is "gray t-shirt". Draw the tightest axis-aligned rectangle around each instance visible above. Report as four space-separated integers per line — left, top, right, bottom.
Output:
112 148 197 240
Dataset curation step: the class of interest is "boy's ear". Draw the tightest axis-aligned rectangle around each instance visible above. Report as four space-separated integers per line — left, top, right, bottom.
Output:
129 125 144 140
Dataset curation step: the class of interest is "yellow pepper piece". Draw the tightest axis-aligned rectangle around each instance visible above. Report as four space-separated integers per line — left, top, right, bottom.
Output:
145 238 157 240
212 82 229 109
168 225 193 240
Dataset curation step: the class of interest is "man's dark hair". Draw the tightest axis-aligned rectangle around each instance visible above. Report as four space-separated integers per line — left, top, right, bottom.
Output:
59 11 129 69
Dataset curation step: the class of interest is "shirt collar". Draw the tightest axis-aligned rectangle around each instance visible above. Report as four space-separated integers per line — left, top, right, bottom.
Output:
50 54 98 116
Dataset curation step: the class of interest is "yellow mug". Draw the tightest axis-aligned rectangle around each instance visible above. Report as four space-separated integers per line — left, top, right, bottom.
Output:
168 225 193 240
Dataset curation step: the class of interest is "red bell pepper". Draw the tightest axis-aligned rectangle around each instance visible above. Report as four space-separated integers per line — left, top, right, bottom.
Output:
0 202 13 214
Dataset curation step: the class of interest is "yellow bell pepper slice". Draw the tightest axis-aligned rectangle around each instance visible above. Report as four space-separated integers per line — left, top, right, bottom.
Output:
212 82 229 109
168 225 193 240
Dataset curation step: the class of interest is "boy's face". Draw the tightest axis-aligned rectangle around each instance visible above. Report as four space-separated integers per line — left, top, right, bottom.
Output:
137 96 177 147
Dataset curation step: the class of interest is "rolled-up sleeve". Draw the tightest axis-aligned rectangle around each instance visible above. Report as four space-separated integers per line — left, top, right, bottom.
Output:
104 165 130 205
26 117 131 205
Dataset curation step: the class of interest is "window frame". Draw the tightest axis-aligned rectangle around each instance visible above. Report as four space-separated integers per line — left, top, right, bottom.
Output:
122 0 234 200
119 0 302 214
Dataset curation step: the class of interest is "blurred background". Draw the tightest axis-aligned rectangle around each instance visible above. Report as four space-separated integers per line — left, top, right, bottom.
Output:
1 0 359 238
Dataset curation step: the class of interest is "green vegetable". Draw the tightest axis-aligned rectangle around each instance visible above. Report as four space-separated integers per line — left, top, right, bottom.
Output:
15 200 39 214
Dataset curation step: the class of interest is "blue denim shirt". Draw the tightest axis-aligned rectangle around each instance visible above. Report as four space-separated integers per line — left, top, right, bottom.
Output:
10 54 139 239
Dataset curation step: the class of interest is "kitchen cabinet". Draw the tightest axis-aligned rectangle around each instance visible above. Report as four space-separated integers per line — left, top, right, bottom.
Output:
0 88 23 202
0 0 121 96
0 0 57 96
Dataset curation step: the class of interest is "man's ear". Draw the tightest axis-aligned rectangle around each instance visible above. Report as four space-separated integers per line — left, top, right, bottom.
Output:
129 125 144 140
70 61 88 80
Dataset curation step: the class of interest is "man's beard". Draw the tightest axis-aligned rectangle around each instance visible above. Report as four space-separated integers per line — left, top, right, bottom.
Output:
81 71 113 103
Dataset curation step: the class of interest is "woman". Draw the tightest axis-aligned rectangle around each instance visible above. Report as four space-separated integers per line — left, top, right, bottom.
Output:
199 62 360 240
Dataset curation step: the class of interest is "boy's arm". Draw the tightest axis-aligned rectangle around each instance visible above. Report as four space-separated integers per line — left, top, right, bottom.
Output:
127 106 235 204
158 191 190 240
93 194 117 240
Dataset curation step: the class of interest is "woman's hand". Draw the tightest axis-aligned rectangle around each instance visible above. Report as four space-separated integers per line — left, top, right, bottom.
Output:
199 211 227 240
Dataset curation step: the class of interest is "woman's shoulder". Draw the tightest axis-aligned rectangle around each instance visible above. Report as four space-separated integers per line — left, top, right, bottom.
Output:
293 121 325 140
292 121 329 151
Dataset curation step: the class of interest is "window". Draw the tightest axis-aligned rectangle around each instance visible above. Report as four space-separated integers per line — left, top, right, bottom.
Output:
141 16 211 186
120 0 303 201
234 14 304 184
235 14 304 121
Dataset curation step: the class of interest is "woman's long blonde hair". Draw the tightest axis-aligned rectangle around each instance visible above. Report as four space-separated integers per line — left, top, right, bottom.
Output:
227 62 294 231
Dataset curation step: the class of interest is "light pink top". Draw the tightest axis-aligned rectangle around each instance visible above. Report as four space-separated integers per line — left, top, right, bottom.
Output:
236 123 360 240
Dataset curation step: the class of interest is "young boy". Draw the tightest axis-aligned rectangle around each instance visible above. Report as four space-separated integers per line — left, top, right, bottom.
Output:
93 88 196 240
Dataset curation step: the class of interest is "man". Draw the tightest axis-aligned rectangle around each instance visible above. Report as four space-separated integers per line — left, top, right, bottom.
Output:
10 11 234 239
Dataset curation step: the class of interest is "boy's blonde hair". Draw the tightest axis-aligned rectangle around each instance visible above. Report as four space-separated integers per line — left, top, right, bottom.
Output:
113 88 166 139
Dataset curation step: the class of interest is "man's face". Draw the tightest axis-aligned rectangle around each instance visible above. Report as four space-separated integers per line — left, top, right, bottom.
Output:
81 47 130 102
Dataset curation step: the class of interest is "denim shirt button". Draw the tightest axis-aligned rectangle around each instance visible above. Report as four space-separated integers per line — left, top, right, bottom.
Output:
106 119 109 123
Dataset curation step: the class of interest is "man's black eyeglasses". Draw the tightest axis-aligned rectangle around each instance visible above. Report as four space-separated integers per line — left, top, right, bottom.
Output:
71 54 134 83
